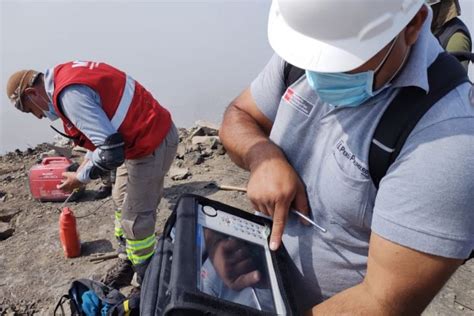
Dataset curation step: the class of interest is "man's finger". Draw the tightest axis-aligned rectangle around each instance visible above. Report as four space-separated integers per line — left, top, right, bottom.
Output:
230 270 261 291
230 257 257 279
293 184 310 216
269 201 290 251
293 186 310 225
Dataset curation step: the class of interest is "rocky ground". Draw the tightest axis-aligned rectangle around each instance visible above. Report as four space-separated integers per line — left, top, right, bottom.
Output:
0 123 472 315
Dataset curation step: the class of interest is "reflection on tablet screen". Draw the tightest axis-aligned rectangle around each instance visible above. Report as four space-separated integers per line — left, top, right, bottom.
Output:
195 204 287 314
196 225 276 313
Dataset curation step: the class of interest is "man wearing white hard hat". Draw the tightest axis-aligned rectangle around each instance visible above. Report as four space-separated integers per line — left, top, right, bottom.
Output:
220 0 474 314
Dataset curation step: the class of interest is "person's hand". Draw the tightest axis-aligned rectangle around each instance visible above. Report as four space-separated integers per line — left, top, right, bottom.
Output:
247 157 309 251
57 172 82 192
206 230 261 291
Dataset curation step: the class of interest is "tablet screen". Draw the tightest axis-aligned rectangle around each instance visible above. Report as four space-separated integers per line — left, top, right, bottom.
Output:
196 204 283 313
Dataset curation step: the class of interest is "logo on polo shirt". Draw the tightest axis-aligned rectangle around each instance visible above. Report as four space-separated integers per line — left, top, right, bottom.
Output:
335 140 370 179
283 88 314 116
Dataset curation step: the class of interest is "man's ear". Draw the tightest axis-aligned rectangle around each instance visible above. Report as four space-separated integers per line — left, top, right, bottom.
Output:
404 5 428 46
23 87 38 99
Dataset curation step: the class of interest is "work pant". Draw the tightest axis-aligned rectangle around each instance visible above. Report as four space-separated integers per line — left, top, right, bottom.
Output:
112 123 178 266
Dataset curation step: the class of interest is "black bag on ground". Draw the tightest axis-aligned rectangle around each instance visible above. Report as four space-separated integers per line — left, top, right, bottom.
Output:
54 278 139 316
140 194 301 316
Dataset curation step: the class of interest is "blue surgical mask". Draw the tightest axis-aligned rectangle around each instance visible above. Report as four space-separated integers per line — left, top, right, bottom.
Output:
44 101 59 121
306 37 399 108
28 95 59 121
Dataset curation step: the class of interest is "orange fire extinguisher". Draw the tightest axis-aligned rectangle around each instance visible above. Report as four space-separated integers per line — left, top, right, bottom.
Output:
59 207 81 258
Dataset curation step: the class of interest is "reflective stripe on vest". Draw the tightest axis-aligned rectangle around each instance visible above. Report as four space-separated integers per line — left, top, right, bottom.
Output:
110 75 135 130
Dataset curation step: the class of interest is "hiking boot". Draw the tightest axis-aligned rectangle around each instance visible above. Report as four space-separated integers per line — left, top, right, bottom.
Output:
133 258 151 286
129 286 141 298
101 258 134 289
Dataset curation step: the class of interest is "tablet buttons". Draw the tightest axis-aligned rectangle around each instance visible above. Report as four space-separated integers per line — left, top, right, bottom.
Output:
202 205 218 217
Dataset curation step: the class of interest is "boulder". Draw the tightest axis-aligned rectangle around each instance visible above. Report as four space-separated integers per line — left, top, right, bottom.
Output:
176 143 186 159
169 166 191 181
184 152 204 166
191 136 220 148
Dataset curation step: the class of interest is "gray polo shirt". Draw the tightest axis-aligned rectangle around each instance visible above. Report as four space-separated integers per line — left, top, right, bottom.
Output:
251 15 474 308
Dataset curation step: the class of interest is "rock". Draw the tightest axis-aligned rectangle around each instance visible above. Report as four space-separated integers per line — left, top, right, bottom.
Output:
1 175 13 182
53 135 71 147
194 120 220 131
0 194 6 203
24 148 34 155
176 143 186 159
216 144 226 155
47 144 73 158
201 148 214 158
0 222 14 240
0 209 20 222
185 152 204 166
189 126 206 138
188 143 201 153
72 146 88 153
194 120 219 136
191 136 220 148
40 150 57 158
169 167 191 180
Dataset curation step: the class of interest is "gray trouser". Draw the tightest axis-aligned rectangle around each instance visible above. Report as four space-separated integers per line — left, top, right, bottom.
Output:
112 123 178 265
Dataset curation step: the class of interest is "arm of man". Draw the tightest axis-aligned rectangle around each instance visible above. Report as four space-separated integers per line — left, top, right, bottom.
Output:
310 96 474 314
446 32 471 70
220 86 309 251
56 85 124 191
307 232 462 315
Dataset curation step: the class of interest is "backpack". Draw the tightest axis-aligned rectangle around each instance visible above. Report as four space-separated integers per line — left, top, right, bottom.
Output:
140 194 301 316
435 17 472 51
283 51 473 261
54 279 139 316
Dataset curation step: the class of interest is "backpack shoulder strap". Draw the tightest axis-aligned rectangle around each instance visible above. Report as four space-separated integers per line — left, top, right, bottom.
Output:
283 62 305 88
369 52 470 188
437 17 472 51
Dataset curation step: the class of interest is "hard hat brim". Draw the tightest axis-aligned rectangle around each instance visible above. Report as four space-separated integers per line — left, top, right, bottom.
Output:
268 1 425 73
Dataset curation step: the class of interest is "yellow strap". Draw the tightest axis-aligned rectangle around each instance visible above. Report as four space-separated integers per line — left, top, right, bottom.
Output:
124 299 130 316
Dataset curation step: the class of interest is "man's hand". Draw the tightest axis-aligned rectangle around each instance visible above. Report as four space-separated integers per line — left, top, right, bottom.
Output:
206 230 261 291
220 88 310 251
247 154 309 251
57 172 82 192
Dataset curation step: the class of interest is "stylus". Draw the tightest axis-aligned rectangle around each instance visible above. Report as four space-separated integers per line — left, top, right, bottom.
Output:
251 287 262 311
291 209 327 233
254 210 327 233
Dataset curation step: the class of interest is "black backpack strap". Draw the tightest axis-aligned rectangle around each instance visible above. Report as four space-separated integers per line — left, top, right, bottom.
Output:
54 295 71 316
283 62 305 88
450 51 474 63
369 52 470 188
436 17 472 51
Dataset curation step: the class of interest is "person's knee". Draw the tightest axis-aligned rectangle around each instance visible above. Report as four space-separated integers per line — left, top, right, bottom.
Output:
121 212 156 240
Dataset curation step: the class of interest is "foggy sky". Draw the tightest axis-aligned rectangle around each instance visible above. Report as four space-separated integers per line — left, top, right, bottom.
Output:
1 0 473 153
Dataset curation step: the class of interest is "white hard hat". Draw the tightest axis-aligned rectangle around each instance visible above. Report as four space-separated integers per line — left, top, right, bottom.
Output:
268 0 425 73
